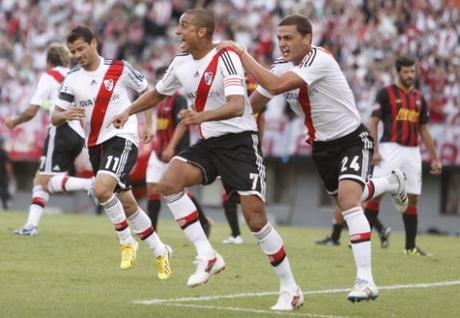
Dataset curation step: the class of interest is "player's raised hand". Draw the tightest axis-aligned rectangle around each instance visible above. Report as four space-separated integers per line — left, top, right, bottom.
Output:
111 110 129 129
216 41 247 56
179 109 204 127
430 158 442 175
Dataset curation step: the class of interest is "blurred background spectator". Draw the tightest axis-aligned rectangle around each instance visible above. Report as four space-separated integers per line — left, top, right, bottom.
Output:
1 0 459 138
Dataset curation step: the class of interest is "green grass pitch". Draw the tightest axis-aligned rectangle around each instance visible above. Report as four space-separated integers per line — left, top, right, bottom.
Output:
1 211 459 318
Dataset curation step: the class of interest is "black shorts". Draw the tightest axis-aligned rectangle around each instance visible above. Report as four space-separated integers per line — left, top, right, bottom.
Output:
88 136 138 192
38 123 85 175
312 124 374 195
177 131 266 202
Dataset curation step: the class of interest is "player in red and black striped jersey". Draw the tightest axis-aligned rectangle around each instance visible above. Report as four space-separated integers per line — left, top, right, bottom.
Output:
146 66 211 237
365 56 442 256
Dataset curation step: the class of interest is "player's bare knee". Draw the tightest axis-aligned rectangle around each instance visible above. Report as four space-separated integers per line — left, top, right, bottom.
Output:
121 200 137 215
94 186 113 203
158 180 183 197
337 196 361 212
241 197 267 232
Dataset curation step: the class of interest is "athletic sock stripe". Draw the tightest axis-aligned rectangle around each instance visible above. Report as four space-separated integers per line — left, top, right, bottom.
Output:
164 191 185 204
138 226 155 240
61 176 69 192
350 232 371 244
176 211 199 230
268 246 287 267
101 196 119 209
115 220 129 231
32 197 47 208
405 206 417 215
148 194 161 201
365 181 375 201
366 200 380 211
253 223 272 240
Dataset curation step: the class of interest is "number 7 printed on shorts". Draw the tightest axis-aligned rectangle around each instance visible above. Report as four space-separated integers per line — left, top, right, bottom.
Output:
249 173 259 190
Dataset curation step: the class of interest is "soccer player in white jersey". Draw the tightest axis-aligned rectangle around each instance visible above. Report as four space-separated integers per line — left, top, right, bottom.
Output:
218 15 411 302
51 26 172 280
111 9 304 311
5 43 93 236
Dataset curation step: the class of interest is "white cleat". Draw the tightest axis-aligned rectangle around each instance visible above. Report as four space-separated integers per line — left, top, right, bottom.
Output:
388 169 408 212
14 226 39 236
347 279 379 303
187 252 225 287
222 235 244 244
271 285 304 311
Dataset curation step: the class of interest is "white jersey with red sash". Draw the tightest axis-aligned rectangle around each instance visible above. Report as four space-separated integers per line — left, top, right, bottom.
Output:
29 66 84 137
56 57 147 146
155 48 257 139
257 47 361 143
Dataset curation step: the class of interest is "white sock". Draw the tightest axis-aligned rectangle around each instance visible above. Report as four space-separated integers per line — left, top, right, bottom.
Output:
343 206 374 284
361 177 393 202
253 223 297 292
25 185 49 228
48 175 93 193
100 194 133 245
165 191 214 259
127 209 166 257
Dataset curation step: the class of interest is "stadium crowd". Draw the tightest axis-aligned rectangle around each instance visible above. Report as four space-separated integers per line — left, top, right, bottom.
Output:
0 0 459 124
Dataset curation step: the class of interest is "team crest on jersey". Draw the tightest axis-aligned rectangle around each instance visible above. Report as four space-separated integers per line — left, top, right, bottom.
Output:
104 79 114 91
204 72 214 85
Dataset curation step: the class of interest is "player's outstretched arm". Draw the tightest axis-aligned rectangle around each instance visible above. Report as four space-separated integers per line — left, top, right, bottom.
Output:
112 88 166 129
4 104 40 129
217 41 304 95
51 105 85 126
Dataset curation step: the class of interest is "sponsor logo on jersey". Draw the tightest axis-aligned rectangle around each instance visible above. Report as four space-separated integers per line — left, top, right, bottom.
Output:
90 79 98 86
396 108 420 123
186 91 222 99
204 72 214 85
104 79 114 91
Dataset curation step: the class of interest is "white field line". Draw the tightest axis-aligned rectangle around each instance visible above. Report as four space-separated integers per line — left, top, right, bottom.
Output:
161 303 351 318
133 279 460 305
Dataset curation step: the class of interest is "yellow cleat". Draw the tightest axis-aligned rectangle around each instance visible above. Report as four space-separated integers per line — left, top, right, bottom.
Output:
120 240 138 270
156 245 173 280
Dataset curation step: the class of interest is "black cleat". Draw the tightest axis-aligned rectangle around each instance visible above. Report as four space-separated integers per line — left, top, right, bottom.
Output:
316 236 340 246
379 227 391 248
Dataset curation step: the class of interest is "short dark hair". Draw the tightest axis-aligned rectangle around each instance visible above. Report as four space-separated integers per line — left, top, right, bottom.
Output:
279 15 312 36
46 43 70 67
67 25 95 44
185 9 215 37
395 56 416 72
